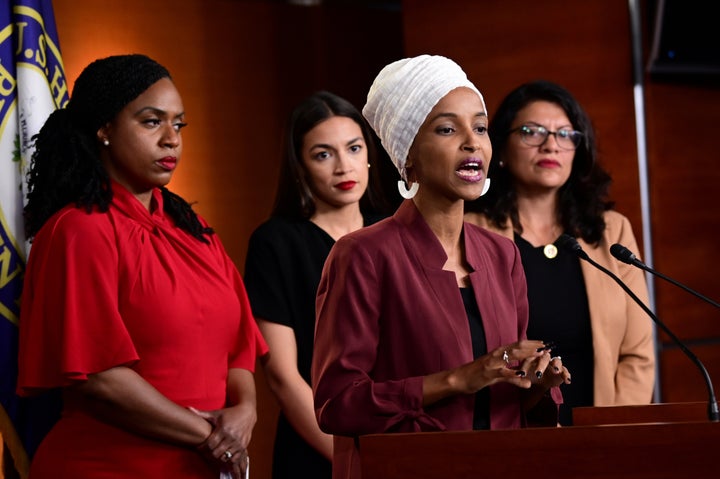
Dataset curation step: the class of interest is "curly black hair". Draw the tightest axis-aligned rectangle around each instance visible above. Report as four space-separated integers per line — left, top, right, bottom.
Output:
24 54 213 243
466 80 613 244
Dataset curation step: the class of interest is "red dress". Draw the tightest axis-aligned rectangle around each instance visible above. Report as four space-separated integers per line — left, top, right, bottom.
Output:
17 182 267 478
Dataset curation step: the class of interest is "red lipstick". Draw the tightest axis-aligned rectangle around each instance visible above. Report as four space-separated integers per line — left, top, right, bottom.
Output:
336 181 357 191
158 156 177 171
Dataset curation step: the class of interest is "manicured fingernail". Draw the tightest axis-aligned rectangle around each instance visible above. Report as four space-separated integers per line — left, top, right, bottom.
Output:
536 371 543 379
553 366 560 372
537 341 556 352
516 370 526 377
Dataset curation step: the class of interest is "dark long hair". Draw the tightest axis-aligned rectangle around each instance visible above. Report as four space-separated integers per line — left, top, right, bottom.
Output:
466 80 613 244
24 54 213 243
271 90 388 219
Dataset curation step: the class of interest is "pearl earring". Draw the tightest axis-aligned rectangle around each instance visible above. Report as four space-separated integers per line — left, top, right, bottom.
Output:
102 139 110 146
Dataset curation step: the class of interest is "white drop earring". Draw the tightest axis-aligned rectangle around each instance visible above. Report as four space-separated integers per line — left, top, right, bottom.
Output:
398 164 419 199
480 178 491 196
397 180 419 199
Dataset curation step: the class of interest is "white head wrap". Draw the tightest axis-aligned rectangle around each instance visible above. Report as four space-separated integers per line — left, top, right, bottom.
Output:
362 55 486 181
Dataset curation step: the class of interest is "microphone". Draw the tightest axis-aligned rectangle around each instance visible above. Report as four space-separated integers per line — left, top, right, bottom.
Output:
555 234 719 422
610 243 720 309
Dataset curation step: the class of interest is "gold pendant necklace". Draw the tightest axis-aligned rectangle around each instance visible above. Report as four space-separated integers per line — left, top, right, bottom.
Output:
543 243 558 259
520 219 560 259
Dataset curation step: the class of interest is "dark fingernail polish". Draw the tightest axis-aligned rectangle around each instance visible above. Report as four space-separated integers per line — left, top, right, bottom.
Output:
537 341 556 352
553 366 560 372
536 371 543 379
516 370 526 377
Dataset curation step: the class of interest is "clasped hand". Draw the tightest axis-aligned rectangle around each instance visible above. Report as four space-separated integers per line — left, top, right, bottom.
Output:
191 404 254 479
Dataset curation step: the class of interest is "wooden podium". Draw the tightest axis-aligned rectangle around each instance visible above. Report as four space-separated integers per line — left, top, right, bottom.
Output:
572 401 708 425
356 403 720 478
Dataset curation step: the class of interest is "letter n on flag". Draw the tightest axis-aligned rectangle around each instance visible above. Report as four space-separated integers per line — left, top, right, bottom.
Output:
0 0 69 471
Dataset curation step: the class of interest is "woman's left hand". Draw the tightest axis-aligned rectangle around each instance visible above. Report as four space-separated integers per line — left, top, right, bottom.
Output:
518 351 572 390
190 403 255 471
541 354 572 390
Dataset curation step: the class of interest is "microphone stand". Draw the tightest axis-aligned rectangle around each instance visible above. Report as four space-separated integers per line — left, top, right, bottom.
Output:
610 243 720 309
557 235 719 422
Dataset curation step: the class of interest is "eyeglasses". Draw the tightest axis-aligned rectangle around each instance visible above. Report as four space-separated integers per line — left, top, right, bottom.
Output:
510 124 583 150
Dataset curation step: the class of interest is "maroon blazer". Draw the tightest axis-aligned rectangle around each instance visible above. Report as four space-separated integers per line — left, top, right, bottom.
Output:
312 200 558 441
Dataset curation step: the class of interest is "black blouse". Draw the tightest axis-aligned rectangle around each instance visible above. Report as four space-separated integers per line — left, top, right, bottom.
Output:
460 287 490 430
243 214 382 479
514 233 594 426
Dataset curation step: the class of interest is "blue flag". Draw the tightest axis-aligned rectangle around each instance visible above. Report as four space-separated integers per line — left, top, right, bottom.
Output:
1 0 69 463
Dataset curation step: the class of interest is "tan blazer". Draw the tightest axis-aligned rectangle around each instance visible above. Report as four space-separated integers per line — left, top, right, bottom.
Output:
466 210 656 406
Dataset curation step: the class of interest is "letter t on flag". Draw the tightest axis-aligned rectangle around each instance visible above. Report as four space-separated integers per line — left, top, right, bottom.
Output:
0 0 69 469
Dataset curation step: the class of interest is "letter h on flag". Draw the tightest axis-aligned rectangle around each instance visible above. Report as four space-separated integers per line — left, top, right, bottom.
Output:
1 0 69 473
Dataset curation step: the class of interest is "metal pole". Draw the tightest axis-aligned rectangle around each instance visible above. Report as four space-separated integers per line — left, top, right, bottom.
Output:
628 0 661 403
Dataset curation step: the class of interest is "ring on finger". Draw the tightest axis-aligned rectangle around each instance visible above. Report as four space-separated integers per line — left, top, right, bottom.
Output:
502 350 510 364
223 450 233 461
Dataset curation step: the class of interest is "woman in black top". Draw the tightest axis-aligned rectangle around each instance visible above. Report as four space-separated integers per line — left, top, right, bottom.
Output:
243 91 387 479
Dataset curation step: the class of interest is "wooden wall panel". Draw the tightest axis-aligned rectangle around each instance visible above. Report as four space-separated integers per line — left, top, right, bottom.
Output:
659 345 720 404
631 2 720 402
643 80 720 339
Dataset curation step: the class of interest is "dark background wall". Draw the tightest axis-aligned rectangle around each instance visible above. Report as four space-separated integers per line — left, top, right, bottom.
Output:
51 0 720 477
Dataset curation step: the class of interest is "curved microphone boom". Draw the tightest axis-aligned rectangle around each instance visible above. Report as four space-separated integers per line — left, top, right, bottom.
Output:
555 234 720 422
610 243 720 309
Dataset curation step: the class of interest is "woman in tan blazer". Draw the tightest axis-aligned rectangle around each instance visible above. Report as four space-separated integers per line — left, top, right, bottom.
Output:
465 80 656 425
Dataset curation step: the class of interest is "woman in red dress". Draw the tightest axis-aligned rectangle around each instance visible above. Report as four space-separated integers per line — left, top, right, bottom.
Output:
17 54 267 479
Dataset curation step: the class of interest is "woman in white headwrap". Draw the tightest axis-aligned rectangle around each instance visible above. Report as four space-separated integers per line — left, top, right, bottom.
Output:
311 55 571 478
